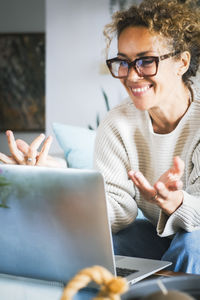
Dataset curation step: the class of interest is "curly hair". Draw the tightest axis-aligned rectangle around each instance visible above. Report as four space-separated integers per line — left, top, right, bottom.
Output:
104 0 200 86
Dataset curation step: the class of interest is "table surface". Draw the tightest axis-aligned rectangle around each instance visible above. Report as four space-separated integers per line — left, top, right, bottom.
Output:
155 270 189 277
0 269 190 300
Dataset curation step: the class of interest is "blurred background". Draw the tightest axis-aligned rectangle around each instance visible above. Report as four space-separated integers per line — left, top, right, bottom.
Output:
0 0 198 154
0 0 130 154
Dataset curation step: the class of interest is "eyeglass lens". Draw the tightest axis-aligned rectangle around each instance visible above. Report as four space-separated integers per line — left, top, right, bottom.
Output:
110 57 157 78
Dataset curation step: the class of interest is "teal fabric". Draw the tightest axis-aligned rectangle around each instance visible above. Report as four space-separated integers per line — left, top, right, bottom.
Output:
52 122 96 169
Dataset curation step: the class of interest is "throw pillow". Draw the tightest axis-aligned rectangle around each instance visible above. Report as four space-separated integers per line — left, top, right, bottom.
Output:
52 122 96 169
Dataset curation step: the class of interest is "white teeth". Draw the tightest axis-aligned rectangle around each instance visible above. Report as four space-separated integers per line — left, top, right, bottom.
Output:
131 86 150 93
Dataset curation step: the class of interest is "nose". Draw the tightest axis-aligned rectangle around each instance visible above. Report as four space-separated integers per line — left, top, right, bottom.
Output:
127 66 143 81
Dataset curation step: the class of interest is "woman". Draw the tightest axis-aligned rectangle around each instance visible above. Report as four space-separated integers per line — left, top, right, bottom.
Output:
1 0 200 274
94 0 200 273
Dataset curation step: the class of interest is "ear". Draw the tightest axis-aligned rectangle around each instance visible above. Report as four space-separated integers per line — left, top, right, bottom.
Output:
177 51 191 76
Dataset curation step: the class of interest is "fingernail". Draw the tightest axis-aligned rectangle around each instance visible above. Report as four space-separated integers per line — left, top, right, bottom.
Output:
47 135 53 141
156 182 163 189
128 170 134 177
6 130 13 137
134 171 142 179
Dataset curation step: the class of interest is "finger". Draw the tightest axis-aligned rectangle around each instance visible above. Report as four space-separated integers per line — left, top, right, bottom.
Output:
16 139 29 155
166 157 184 183
134 171 155 192
128 170 140 185
36 136 53 166
30 133 46 151
6 130 25 164
27 133 45 165
168 156 185 181
172 156 185 177
154 181 169 200
167 179 183 191
0 152 17 164
129 170 155 196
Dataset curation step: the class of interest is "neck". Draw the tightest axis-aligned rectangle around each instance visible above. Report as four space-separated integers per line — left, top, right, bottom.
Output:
149 85 192 134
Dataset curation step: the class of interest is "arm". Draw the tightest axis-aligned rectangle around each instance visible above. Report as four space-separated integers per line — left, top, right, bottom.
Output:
94 121 138 233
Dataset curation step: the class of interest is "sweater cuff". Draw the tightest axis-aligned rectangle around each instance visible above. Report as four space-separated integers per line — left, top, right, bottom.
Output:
157 190 200 237
156 210 178 237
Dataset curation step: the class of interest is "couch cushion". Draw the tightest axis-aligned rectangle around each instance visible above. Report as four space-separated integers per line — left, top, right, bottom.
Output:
52 122 96 169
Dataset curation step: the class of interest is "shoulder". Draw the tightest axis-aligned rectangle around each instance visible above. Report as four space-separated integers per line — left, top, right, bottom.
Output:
98 97 142 130
191 84 200 103
105 97 134 118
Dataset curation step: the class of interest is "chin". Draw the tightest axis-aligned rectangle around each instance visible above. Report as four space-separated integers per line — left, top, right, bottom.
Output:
134 104 151 111
126 89 154 111
129 97 153 111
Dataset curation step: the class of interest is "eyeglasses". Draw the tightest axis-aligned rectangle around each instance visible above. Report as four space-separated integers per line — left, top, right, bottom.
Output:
106 51 180 79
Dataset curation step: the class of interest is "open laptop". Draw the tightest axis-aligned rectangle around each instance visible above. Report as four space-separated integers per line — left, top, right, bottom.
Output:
0 164 171 286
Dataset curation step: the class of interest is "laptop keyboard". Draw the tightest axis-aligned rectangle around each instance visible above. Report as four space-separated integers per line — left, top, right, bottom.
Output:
116 267 138 277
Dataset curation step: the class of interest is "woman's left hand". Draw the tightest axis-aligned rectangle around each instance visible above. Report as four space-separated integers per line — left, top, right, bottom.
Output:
128 156 185 215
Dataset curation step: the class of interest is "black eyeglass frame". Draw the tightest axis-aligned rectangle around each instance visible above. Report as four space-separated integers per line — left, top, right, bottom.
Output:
106 51 180 79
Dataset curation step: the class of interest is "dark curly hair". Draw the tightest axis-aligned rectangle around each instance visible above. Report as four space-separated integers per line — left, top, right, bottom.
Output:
104 0 200 86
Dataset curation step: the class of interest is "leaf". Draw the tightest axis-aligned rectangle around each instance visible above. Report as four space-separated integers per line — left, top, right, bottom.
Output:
0 175 10 182
0 175 12 208
96 113 100 128
88 125 94 130
88 88 110 130
0 182 10 186
0 203 9 208
101 88 110 112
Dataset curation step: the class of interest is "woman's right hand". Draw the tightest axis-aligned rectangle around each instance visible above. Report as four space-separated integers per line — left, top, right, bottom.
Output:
128 156 184 216
0 130 65 168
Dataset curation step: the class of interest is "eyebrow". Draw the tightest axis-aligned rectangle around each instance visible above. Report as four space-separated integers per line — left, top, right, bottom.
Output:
117 51 154 59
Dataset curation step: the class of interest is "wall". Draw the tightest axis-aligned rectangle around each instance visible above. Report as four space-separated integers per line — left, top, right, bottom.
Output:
46 0 127 153
0 0 127 155
0 0 44 33
0 0 45 154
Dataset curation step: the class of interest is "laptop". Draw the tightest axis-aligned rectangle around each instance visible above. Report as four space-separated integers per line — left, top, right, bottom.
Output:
0 164 171 286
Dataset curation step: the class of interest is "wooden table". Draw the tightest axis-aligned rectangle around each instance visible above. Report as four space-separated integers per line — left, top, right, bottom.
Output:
155 270 188 277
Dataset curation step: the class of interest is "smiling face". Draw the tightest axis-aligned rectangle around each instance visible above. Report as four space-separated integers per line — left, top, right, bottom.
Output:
118 26 185 111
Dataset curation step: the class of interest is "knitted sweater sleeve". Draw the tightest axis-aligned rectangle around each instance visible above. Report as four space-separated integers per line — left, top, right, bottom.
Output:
94 115 138 234
157 140 200 237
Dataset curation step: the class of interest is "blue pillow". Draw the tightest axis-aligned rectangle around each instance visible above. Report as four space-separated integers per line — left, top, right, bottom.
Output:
52 122 96 169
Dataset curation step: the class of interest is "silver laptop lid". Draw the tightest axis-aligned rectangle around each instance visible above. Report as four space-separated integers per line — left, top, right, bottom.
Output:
0 164 115 283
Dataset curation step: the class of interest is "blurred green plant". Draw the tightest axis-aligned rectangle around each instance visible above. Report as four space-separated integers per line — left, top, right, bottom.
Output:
0 175 11 208
88 88 110 130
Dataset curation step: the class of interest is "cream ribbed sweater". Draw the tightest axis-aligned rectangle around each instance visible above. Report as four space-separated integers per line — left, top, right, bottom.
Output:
94 86 200 237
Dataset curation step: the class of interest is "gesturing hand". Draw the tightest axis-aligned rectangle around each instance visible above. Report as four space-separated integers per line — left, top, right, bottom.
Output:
128 156 185 215
0 130 62 168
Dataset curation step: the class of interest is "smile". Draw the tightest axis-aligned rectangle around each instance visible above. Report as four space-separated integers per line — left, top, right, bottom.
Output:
131 85 152 93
